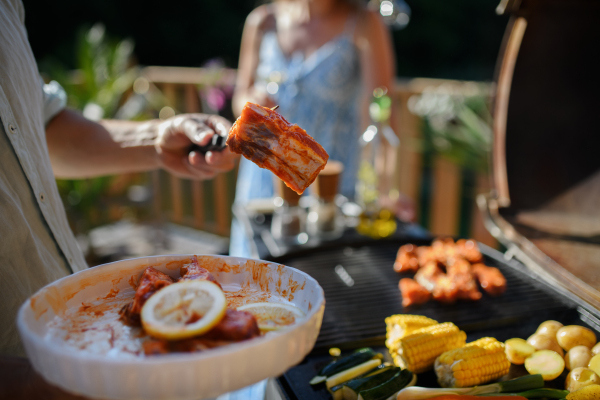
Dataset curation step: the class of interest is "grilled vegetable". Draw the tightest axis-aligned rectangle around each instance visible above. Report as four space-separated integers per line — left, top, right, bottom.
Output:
483 389 569 398
556 325 597 351
566 367 600 392
396 374 544 400
385 315 437 349
339 367 400 400
427 396 527 400
527 333 564 357
389 322 466 373
330 364 394 400
326 359 382 392
566 384 600 400
505 338 536 365
357 368 413 400
524 350 565 380
435 337 510 388
536 320 564 338
591 342 600 356
589 353 600 375
310 348 382 385
566 346 593 371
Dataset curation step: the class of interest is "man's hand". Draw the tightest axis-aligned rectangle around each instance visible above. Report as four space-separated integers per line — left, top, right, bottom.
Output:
155 114 238 180
46 109 239 179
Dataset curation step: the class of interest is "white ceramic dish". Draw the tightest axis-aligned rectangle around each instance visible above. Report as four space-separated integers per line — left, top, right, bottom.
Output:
17 254 325 400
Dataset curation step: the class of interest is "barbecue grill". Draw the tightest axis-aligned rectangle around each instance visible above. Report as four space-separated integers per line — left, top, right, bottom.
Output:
271 0 600 398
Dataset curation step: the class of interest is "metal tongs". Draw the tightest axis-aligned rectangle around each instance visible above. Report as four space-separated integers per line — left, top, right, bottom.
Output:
190 105 279 154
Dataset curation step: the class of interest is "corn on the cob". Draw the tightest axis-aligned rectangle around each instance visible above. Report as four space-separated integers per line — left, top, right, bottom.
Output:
385 314 438 349
435 337 510 388
390 322 467 374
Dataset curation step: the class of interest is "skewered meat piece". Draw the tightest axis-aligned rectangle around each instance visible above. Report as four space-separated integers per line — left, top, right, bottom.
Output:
179 255 222 289
226 102 329 194
143 309 260 355
446 258 482 301
472 263 507 296
119 267 174 325
456 239 484 263
394 244 420 273
399 278 431 307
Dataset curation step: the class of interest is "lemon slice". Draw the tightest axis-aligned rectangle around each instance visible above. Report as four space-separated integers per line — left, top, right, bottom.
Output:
141 280 226 340
237 302 304 331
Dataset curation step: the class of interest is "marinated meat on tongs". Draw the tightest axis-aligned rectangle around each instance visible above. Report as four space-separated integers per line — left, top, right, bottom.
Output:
227 102 329 194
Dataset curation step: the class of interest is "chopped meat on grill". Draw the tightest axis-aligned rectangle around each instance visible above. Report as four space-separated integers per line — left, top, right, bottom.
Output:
472 263 507 296
456 239 484 263
394 244 420 273
143 309 260 355
119 267 174 325
414 261 445 292
431 276 459 304
447 258 482 301
399 278 431 307
226 102 329 194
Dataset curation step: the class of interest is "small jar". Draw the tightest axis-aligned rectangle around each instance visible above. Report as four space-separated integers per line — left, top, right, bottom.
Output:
308 160 345 240
271 197 307 241
307 198 344 239
271 177 308 244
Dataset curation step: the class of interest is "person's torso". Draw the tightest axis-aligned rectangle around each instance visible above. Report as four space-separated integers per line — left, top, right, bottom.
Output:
0 0 86 356
250 7 363 196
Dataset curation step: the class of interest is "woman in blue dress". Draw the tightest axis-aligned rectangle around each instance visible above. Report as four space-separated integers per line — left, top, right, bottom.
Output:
229 0 396 257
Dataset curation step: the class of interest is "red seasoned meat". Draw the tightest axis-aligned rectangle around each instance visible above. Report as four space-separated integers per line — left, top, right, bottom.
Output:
226 102 328 194
472 263 507 296
119 267 174 325
399 278 431 307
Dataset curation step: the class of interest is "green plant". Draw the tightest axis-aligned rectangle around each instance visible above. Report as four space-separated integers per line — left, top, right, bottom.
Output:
44 23 138 119
40 24 150 242
408 82 492 172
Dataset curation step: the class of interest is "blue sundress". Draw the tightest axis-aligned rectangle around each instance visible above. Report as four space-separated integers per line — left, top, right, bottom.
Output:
230 16 362 257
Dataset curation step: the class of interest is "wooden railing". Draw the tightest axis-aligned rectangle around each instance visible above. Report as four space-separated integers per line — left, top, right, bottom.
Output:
141 66 497 248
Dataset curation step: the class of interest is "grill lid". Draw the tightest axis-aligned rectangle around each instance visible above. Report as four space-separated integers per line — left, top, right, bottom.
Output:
486 0 600 312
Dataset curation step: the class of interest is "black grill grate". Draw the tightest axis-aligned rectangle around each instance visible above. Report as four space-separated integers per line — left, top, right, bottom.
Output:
275 239 575 351
274 238 599 400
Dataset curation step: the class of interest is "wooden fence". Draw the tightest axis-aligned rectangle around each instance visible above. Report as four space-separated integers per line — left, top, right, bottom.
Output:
140 66 497 248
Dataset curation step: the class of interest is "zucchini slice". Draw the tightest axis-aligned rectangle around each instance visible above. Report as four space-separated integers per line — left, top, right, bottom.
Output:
310 348 382 385
330 364 394 399
326 359 383 393
358 369 413 400
341 367 400 400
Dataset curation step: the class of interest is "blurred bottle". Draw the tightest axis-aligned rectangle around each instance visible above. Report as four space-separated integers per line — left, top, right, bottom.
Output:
355 87 399 239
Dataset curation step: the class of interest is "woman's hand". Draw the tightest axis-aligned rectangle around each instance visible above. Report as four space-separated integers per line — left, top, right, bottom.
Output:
155 114 239 180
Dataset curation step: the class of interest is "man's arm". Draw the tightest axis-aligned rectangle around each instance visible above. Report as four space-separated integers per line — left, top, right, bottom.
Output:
46 109 237 180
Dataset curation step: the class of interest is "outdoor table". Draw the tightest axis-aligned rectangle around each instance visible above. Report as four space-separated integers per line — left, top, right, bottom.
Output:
232 202 430 261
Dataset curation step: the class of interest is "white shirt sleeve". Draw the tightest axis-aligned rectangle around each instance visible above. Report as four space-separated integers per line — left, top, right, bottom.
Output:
41 78 67 125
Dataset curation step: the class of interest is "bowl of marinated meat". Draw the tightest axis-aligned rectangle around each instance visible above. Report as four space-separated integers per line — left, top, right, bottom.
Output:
17 254 325 400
